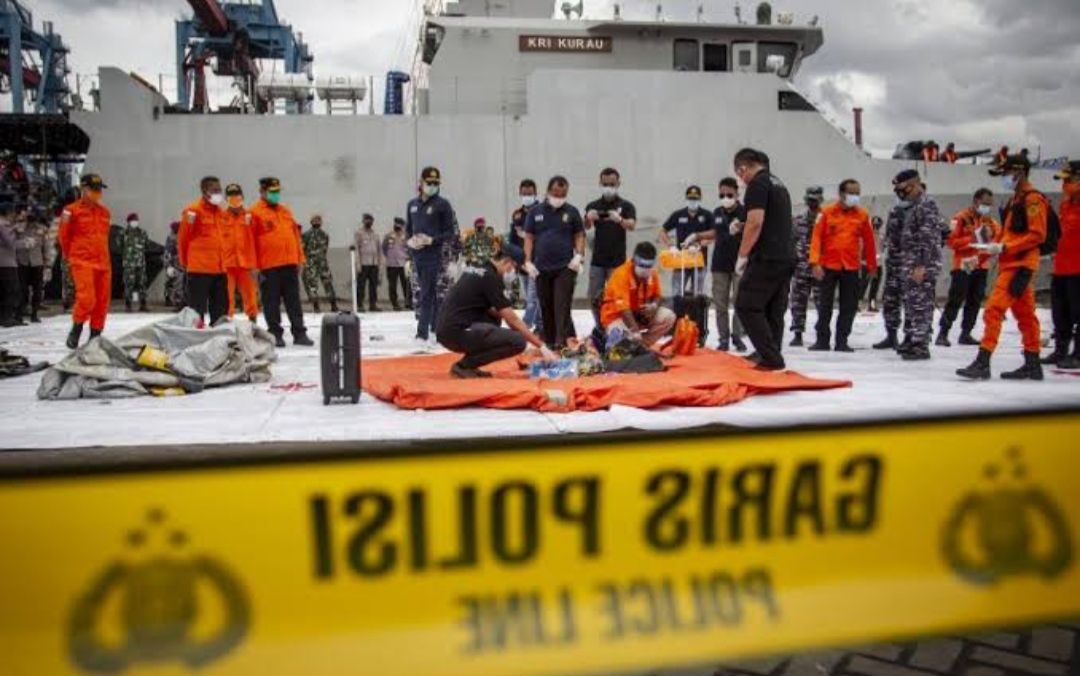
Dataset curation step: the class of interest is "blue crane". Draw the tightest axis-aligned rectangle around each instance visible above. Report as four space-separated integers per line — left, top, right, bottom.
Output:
0 0 71 114
176 0 314 112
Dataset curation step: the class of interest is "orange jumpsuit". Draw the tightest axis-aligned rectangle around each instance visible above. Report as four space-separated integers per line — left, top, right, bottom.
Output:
947 207 1002 272
222 208 259 318
59 199 112 330
980 183 1048 354
809 202 878 274
178 199 226 275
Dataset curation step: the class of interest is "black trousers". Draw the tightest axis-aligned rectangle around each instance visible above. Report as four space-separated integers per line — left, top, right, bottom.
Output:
815 269 860 344
940 269 989 335
186 272 229 325
356 265 380 310
261 265 307 339
536 267 577 348
1050 274 1080 349
17 264 43 317
735 260 793 368
438 322 528 369
0 267 19 321
387 267 410 309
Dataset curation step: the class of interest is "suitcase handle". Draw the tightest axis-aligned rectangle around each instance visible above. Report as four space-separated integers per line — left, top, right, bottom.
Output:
348 245 359 314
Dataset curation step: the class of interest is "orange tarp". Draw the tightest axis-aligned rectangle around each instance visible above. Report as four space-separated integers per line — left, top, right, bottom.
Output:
361 350 850 413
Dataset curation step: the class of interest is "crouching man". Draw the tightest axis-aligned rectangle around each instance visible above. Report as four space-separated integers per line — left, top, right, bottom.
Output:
599 242 676 347
437 244 557 378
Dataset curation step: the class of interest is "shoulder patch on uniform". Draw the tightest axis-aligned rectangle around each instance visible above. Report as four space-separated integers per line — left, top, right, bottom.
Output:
186 211 197 223
535 214 544 223
1028 203 1043 217
562 213 569 223
679 217 688 224
426 206 433 215
410 205 418 213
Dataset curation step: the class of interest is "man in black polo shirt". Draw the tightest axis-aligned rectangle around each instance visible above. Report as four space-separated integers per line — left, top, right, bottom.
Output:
687 177 748 352
524 176 585 348
437 245 556 378
508 178 541 331
660 185 713 296
732 148 796 371
585 167 637 325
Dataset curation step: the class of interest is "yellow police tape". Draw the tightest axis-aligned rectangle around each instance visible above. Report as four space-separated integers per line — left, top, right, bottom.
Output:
1 412 1078 675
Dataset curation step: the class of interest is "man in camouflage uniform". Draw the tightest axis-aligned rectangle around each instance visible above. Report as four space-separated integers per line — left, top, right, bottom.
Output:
462 217 500 264
163 220 186 309
301 214 338 312
874 169 942 360
788 186 823 346
121 212 149 312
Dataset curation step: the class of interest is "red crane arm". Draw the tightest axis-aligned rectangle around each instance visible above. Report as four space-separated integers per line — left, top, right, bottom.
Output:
187 0 229 36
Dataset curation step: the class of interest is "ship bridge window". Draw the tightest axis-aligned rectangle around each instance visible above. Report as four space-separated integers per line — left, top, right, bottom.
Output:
422 24 446 65
757 42 797 77
703 44 728 72
674 39 700 71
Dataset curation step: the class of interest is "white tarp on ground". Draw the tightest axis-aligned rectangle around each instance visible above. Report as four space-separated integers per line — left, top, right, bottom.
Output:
0 308 1077 451
35 309 276 400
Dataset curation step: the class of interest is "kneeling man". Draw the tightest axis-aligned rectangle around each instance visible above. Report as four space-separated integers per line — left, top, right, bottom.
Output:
437 244 556 378
599 242 676 347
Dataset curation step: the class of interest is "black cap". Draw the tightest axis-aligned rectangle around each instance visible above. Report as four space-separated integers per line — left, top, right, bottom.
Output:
259 177 281 191
685 185 702 199
421 166 441 184
225 183 243 196
893 169 920 185
500 243 526 267
80 173 107 190
393 217 405 226
1054 160 1080 181
805 185 824 198
989 154 1031 176
362 213 374 222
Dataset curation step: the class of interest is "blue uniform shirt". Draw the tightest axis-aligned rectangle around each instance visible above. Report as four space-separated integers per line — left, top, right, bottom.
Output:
406 194 457 267
508 207 528 248
525 201 584 273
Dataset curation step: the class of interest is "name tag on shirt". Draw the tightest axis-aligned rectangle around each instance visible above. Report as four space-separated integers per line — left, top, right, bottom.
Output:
562 213 569 224
535 214 545 223
679 217 688 224
410 206 418 213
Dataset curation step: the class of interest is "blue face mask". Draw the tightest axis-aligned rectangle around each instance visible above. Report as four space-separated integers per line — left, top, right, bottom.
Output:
1001 174 1018 192
266 191 281 206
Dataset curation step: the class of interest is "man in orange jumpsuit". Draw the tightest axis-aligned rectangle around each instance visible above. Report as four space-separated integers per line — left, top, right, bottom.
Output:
1043 160 1080 369
599 242 676 348
808 179 877 352
251 177 312 347
59 174 112 349
942 143 959 164
222 183 259 321
958 155 1048 380
179 176 229 325
936 188 1002 347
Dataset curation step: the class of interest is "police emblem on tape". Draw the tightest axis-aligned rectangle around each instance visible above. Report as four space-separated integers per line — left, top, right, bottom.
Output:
68 508 251 673
941 448 1073 586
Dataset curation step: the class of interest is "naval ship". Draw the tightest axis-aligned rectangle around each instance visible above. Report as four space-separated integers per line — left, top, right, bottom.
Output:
71 0 1060 299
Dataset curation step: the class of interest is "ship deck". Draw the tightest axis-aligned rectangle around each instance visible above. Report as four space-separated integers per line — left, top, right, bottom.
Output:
1 308 1077 467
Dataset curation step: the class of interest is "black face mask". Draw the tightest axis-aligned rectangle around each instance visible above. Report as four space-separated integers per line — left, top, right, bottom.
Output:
807 199 821 210
363 222 373 229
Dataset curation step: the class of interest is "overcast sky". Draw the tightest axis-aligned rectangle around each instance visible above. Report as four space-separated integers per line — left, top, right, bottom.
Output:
27 0 1080 158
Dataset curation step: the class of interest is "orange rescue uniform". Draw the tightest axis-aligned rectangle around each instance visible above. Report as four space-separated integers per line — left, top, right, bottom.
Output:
809 202 878 274
178 199 226 274
980 182 1048 354
947 207 1002 271
59 198 112 330
250 200 305 270
600 259 662 329
1054 197 1080 276
222 207 260 318
942 149 958 164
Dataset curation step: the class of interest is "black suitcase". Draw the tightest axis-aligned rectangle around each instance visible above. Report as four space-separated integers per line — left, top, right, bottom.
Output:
673 260 709 347
320 248 361 405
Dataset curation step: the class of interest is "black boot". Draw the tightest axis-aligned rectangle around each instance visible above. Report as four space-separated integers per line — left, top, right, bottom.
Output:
125 300 132 312
139 299 148 312
873 330 897 350
1060 337 1080 370
66 323 84 349
716 339 730 352
834 341 855 353
329 298 340 312
896 335 914 354
731 336 747 353
1001 351 1044 381
89 328 102 340
935 328 951 347
901 343 931 361
30 310 40 323
293 331 315 347
808 340 831 352
1041 338 1067 365
957 331 979 346
312 300 321 313
789 332 803 347
957 348 992 380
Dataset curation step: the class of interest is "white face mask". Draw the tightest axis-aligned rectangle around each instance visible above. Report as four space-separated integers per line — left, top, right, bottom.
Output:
843 194 861 208
208 193 225 207
976 204 993 216
634 266 653 280
127 221 139 228
423 184 440 198
1001 174 1018 192
521 195 537 207
601 186 618 199
718 197 736 210
686 200 701 212
548 196 566 209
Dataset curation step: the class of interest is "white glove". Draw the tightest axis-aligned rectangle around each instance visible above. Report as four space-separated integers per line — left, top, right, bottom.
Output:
568 253 584 273
735 256 749 276
539 345 558 361
524 261 540 279
586 209 600 222
406 236 423 250
668 245 679 254
167 266 177 278
683 232 699 247
729 220 743 236
973 243 1004 255
961 256 979 272
608 210 623 225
